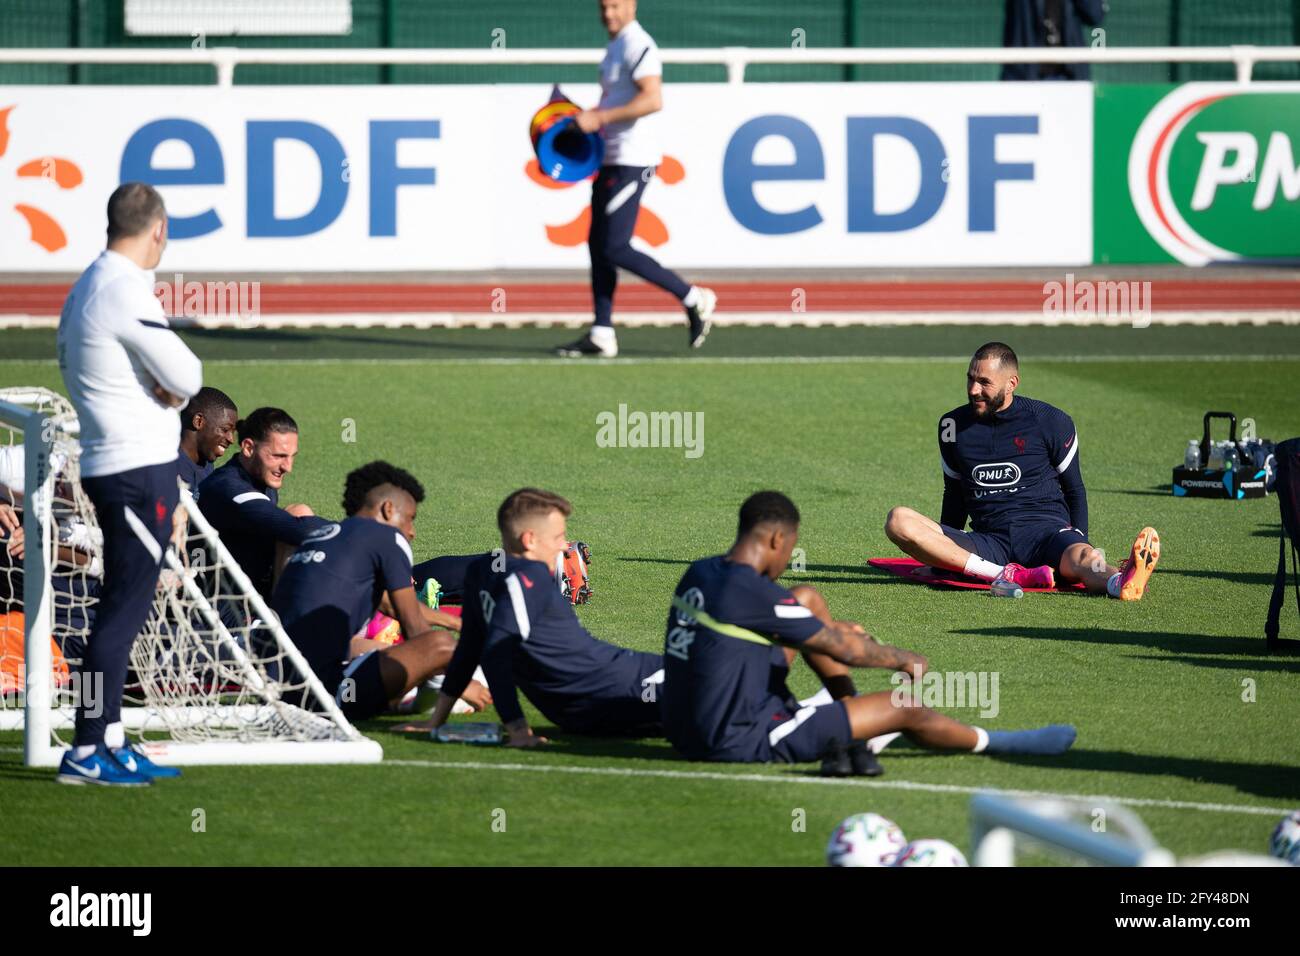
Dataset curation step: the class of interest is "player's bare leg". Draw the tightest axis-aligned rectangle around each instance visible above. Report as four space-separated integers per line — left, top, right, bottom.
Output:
1057 541 1116 594
843 691 1076 755
787 584 883 776
371 630 458 701
788 585 855 683
884 506 1055 590
884 507 973 573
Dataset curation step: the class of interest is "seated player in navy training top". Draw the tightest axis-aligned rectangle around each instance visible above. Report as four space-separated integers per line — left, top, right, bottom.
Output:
424 487 663 747
663 491 1077 772
197 407 327 600
885 342 1161 600
272 461 490 720
176 386 237 499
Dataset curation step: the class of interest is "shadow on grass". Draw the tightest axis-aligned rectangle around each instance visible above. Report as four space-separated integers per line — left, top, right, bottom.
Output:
1098 485 1174 498
370 720 1300 801
825 746 1300 802
953 624 1277 657
1124 653 1300 671
0 762 55 783
1158 568 1281 586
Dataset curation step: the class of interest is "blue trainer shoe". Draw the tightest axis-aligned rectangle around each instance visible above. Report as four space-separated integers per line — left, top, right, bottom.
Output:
56 744 152 787
112 744 182 779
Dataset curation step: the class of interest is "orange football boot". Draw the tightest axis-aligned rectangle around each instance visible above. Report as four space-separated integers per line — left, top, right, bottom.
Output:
1119 527 1161 601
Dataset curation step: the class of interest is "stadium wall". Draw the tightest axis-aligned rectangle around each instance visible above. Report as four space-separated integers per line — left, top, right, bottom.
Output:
2 81 1297 271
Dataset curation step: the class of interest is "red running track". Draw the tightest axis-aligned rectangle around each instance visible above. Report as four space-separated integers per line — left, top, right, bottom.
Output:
2 280 1299 315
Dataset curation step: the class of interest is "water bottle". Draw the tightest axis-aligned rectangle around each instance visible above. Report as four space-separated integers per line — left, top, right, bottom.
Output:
990 577 1024 599
1184 439 1200 470
1223 441 1239 471
1207 441 1225 470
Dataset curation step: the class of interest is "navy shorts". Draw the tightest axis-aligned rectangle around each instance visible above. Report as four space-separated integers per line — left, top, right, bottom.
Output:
941 521 1088 570
333 650 392 721
553 655 664 737
765 698 853 764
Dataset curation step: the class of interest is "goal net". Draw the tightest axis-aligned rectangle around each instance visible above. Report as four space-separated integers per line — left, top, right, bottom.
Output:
0 386 381 766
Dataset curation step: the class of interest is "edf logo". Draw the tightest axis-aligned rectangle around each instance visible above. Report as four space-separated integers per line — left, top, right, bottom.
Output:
722 114 1037 234
120 119 438 239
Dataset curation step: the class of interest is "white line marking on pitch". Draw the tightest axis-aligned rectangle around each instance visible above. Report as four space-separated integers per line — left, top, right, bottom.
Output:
5 354 1300 368
381 757 1288 817
0 745 1284 816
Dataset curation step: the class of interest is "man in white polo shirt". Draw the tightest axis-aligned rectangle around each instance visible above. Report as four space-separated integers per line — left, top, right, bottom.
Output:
55 182 203 786
555 0 716 359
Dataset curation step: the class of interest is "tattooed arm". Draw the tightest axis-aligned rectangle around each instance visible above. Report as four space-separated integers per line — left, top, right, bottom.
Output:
801 620 928 675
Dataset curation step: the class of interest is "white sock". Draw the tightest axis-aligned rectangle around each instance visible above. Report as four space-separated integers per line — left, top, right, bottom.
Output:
964 553 1005 582
682 286 700 308
1107 571 1122 598
867 731 902 754
104 721 125 749
971 727 989 754
72 744 96 761
589 324 616 346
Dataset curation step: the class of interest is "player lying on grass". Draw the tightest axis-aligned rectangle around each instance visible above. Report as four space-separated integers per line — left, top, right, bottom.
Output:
176 386 237 499
884 342 1160 599
272 461 489 720
197 407 328 601
663 491 1077 773
420 487 663 747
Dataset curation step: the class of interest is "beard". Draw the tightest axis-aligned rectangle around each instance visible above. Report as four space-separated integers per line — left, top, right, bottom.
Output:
970 386 1010 420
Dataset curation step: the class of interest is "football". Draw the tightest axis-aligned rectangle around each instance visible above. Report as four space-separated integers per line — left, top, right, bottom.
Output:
825 812 908 867
891 839 969 867
1269 810 1300 865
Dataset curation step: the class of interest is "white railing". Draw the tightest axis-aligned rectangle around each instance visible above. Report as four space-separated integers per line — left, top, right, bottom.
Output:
970 792 1177 867
1 45 1298 87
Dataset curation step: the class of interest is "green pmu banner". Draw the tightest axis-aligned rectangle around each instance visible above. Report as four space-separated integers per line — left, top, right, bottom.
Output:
1095 83 1300 265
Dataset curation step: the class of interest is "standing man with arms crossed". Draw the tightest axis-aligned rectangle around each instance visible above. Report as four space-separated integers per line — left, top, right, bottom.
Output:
555 0 716 359
56 182 203 786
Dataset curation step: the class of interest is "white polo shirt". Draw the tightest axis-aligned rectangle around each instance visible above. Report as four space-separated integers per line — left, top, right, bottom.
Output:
598 19 663 168
57 250 203 479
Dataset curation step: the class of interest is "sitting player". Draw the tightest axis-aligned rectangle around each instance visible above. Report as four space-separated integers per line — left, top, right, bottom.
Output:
884 342 1160 599
197 406 327 600
272 461 489 719
176 386 237 499
424 487 663 747
663 491 1077 771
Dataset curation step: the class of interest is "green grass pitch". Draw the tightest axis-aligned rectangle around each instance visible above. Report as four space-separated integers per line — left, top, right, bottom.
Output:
2 323 1299 865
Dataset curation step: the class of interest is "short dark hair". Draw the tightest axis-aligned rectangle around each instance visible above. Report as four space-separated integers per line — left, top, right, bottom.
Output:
342 461 425 516
237 407 298 445
180 387 237 432
971 342 1019 372
497 487 572 550
106 182 165 241
737 491 800 537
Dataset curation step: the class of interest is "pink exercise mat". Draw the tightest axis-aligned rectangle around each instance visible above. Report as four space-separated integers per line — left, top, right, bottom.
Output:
867 557 1086 592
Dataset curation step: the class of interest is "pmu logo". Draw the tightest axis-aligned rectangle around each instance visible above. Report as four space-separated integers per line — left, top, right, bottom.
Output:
525 155 685 246
1128 84 1300 265
0 104 84 252
972 462 1021 487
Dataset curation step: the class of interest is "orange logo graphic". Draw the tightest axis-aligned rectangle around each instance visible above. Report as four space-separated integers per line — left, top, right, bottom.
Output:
1 105 84 252
524 155 684 246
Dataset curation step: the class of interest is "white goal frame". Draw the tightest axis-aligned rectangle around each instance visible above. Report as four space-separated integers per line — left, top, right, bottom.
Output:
0 389 382 767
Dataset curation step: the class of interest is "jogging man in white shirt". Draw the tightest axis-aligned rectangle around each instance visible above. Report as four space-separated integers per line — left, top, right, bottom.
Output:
55 182 203 786
555 0 716 359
